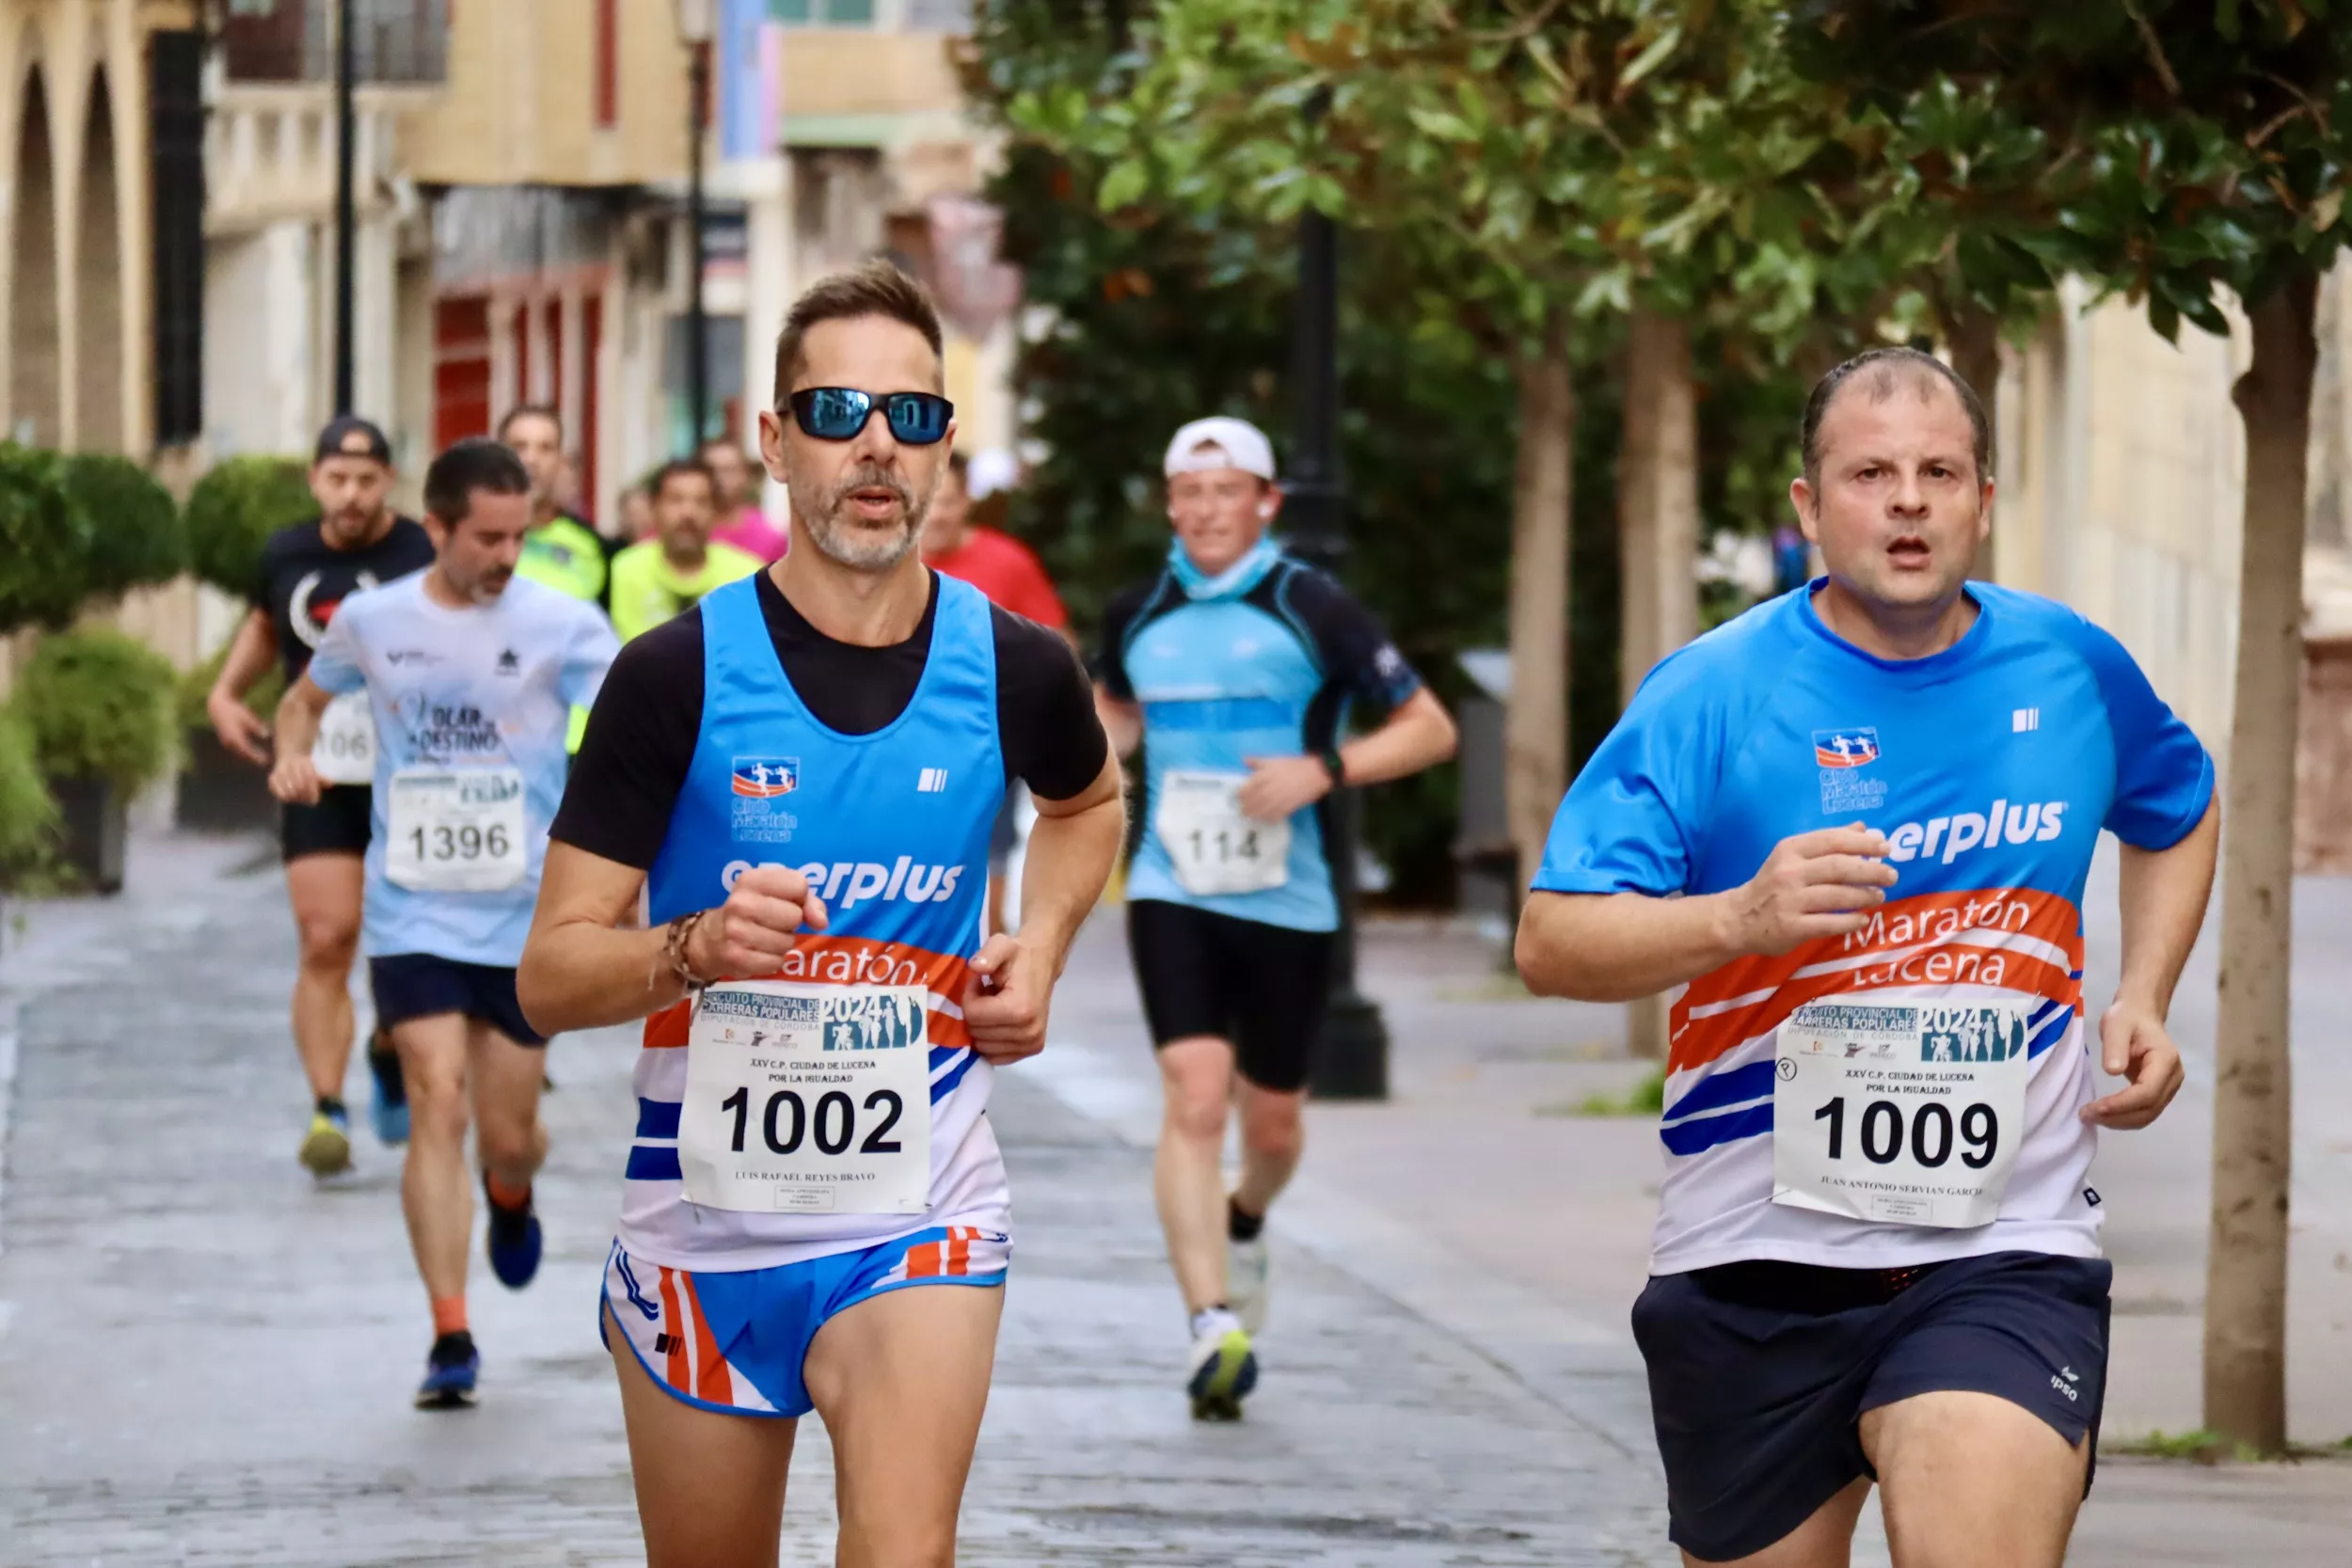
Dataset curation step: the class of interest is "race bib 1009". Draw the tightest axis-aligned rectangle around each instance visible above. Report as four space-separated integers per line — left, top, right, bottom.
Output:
384 766 527 893
1153 768 1291 897
1772 998 2031 1229
676 982 932 1216
311 690 376 786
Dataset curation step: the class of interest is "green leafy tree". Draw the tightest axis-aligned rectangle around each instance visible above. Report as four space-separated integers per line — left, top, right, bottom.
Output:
65 452 185 603
0 444 93 635
1793 0 2352 1454
183 456 313 599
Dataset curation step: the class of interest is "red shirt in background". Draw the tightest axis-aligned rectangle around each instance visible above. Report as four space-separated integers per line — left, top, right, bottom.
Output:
711 504 788 564
927 527 1068 629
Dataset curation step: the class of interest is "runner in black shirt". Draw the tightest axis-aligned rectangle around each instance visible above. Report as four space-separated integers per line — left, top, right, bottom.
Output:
203 416 435 1177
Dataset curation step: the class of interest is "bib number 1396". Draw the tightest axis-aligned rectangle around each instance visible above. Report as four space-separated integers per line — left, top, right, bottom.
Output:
1772 998 2029 1229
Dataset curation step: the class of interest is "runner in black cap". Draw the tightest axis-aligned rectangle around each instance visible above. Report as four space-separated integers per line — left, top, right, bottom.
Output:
204 415 437 1175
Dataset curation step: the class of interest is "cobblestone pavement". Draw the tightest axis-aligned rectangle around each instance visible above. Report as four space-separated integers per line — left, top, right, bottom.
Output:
0 835 1674 1566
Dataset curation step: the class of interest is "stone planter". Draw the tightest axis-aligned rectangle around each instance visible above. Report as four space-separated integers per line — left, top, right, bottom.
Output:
47 773 127 895
175 727 276 833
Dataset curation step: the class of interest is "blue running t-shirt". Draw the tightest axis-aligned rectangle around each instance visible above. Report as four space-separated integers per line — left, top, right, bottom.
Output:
1533 582 2213 1274
1099 545 1423 932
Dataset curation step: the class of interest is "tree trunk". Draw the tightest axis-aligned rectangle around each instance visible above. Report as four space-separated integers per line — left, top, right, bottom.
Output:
1618 308 1699 1058
1504 326 1574 895
2203 269 2320 1456
1941 301 2004 579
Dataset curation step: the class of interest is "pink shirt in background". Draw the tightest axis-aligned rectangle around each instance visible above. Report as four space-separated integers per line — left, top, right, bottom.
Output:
711 504 787 563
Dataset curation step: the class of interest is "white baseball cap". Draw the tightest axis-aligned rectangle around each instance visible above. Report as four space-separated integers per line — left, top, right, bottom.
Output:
1164 416 1277 482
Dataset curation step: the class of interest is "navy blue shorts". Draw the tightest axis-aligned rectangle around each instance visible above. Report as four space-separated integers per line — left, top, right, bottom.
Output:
368 954 548 1047
1630 1250 2111 1562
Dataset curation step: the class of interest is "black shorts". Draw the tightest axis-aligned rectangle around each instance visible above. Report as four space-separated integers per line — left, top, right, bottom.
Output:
281 784 373 863
368 954 548 1047
1125 897 1334 1093
1631 1250 2111 1562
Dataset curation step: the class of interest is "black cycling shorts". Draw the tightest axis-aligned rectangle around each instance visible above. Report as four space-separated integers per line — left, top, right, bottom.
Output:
1631 1249 2111 1561
369 954 548 1048
1125 897 1334 1093
281 784 373 863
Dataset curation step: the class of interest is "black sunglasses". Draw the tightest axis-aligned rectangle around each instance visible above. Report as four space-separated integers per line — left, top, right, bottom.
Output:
787 388 955 446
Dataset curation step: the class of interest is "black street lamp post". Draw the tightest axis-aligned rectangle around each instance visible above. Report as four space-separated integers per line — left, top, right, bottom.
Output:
332 0 357 416
678 1 715 445
1286 195 1391 1102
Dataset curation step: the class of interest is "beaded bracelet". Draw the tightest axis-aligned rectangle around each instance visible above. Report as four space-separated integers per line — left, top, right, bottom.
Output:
662 910 709 999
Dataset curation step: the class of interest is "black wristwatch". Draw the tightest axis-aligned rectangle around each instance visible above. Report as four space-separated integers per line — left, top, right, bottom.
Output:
1321 747 1348 789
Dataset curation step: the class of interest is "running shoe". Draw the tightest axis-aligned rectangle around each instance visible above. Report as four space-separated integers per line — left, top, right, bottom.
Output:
483 1176 544 1290
416 1331 479 1409
1186 1314 1258 1422
368 1038 409 1147
1229 1235 1272 1335
298 1106 352 1178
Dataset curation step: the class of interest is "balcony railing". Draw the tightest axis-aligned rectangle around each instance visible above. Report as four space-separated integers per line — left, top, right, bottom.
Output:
218 0 449 87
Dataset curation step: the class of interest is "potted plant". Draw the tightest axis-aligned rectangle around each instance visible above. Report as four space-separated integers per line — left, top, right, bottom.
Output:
178 455 310 831
11 629 178 894
0 709 59 892
174 642 284 832
64 451 185 604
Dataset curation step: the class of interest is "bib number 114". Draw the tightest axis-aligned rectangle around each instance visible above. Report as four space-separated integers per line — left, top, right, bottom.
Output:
1813 1096 1999 1170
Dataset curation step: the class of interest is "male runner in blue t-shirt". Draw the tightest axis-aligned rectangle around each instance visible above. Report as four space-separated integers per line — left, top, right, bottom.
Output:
270 439 619 1409
1095 416 1457 1418
1516 348 2217 1568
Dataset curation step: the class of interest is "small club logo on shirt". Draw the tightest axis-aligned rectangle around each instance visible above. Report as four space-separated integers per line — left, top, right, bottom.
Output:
917 768 950 794
496 648 520 675
1814 726 1886 816
2013 707 2042 733
731 759 800 799
1813 728 1882 768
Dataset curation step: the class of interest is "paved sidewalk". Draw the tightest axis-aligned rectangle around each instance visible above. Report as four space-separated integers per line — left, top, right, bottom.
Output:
0 833 1672 1566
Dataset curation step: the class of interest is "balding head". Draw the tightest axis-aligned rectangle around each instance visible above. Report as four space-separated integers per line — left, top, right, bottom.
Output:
1802 347 1991 487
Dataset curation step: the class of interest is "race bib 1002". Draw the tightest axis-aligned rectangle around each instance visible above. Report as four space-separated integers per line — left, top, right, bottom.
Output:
311 690 376 786
384 766 527 893
676 982 932 1216
1153 768 1291 897
1772 998 2031 1229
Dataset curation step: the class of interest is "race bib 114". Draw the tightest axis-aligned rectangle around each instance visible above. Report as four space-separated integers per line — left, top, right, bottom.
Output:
1772 998 2031 1229
1153 769 1291 897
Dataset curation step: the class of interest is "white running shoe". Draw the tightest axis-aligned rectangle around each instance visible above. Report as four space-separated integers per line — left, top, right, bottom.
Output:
1228 1235 1271 1335
1186 1308 1257 1421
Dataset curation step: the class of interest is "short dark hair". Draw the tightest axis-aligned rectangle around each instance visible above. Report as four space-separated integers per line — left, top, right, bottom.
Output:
771 260 944 404
422 437 532 527
497 403 563 442
1801 346 1991 485
651 457 716 500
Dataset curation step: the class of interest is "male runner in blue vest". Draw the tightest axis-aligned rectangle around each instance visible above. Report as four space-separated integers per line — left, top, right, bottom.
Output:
271 438 620 1409
518 261 1122 1567
1516 348 2215 1568
1095 416 1458 1419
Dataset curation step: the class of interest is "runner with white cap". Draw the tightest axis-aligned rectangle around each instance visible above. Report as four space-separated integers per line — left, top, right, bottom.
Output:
1094 414 1457 1418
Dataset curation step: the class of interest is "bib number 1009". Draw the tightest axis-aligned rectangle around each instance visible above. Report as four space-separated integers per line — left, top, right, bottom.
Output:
718 1085 904 1158
1813 1096 1999 1169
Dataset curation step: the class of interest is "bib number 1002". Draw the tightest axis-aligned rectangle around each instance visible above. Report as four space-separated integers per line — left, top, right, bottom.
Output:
1813 1097 1999 1169
719 1085 904 1157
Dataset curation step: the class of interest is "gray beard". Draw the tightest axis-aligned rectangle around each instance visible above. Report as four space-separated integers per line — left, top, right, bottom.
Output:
791 481 930 572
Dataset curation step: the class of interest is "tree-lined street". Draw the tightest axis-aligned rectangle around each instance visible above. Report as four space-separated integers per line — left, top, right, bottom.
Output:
3 828 2346 1564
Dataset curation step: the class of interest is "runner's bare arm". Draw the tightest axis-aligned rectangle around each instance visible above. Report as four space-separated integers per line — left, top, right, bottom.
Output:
265 674 333 805
1094 686 1142 759
1515 826 1898 1002
2087 795 2218 1129
518 847 832 1037
205 608 280 764
1237 687 1458 822
961 752 1124 1063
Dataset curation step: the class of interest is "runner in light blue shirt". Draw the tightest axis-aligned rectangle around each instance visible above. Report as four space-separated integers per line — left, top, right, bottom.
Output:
271 437 618 1411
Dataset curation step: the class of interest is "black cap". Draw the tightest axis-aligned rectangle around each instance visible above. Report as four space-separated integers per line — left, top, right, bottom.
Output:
314 415 392 466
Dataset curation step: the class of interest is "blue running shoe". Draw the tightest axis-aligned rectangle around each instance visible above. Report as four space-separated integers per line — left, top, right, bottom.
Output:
368 1037 409 1147
483 1176 543 1290
416 1332 478 1409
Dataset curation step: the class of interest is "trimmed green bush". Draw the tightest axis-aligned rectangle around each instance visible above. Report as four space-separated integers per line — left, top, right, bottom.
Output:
184 456 313 596
0 708 59 883
67 452 185 600
13 628 180 792
0 443 94 634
